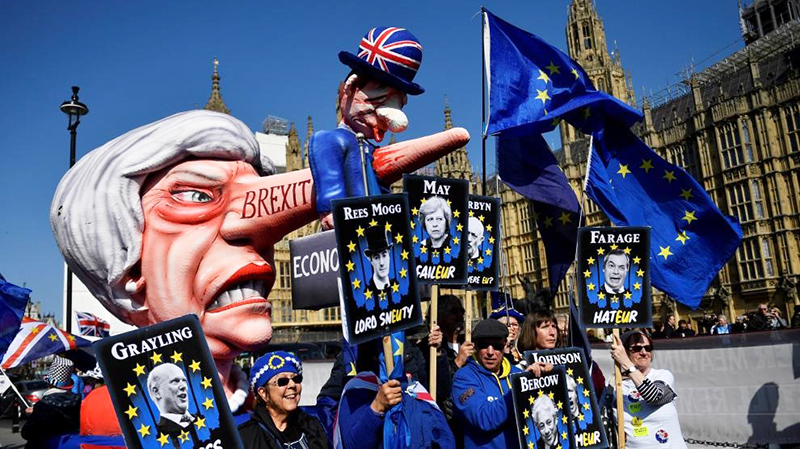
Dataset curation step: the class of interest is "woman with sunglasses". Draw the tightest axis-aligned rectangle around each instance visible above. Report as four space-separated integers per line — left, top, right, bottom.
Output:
609 331 686 448
239 351 329 449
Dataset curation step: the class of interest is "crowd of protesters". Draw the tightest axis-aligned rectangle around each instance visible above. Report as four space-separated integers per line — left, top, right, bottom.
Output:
650 302 798 339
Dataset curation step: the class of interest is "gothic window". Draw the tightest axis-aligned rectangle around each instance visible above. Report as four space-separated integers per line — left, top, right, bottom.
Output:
582 23 592 49
279 261 291 289
719 122 744 169
667 143 699 180
762 238 774 277
523 243 536 273
726 181 753 222
280 300 292 323
323 307 340 322
738 238 764 281
785 104 800 152
751 180 764 219
520 202 532 234
741 118 755 162
572 23 580 51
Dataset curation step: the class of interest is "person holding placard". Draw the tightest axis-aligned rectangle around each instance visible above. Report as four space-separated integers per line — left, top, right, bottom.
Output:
609 331 686 449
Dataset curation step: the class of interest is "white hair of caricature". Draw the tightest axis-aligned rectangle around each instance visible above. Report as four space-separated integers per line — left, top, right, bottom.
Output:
468 216 484 236
50 110 275 324
147 363 186 401
532 394 557 422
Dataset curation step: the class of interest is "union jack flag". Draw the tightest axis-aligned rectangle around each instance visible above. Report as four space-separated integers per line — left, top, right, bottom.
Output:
358 27 422 77
1 317 91 369
76 311 110 338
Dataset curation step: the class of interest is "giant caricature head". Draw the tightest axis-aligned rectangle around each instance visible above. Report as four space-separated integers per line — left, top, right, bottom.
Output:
50 111 287 362
337 26 424 142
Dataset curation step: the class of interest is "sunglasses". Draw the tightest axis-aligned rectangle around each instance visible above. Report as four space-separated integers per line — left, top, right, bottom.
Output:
475 340 505 350
628 345 653 353
270 374 303 387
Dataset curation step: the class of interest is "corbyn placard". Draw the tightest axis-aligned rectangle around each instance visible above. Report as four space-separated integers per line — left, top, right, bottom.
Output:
577 227 652 328
93 315 243 449
403 175 469 285
332 194 421 345
466 195 500 290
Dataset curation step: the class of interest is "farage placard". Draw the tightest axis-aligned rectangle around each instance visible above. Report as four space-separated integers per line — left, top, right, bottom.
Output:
466 195 500 290
511 366 575 449
93 315 243 449
332 194 422 345
290 230 340 310
525 348 608 449
577 227 652 328
402 175 469 285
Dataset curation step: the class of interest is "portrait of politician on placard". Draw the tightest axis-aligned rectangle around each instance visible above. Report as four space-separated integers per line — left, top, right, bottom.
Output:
466 195 500 290
403 174 469 285
94 315 243 449
577 227 652 328
331 194 422 345
511 366 575 449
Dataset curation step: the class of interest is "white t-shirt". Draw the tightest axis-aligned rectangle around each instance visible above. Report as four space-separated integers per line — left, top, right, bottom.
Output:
618 368 687 449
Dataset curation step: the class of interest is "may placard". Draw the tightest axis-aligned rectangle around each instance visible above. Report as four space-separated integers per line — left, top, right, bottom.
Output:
93 315 243 449
332 194 422 345
577 227 652 328
403 175 469 285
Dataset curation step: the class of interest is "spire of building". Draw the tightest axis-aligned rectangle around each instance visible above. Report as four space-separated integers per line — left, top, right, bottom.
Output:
444 95 453 130
435 98 472 183
286 122 302 172
204 58 230 115
303 116 314 169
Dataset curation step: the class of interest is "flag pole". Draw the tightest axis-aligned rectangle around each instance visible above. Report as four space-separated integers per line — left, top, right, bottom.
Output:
481 6 487 197
429 284 438 399
0 367 30 409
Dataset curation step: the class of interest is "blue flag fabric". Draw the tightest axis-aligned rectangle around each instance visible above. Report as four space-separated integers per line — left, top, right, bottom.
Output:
0 278 30 360
586 120 743 309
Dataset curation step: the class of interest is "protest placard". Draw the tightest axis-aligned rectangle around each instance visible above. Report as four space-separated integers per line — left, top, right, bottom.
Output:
403 175 469 285
332 194 422 345
526 348 608 449
466 195 500 290
94 315 242 449
511 366 575 449
290 230 340 310
577 227 652 328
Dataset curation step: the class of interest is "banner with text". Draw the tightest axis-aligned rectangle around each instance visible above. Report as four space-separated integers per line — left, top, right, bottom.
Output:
467 195 500 290
290 230 340 310
511 366 575 449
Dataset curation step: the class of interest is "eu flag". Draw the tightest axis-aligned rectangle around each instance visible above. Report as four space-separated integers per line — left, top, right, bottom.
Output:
586 120 743 308
0 277 30 360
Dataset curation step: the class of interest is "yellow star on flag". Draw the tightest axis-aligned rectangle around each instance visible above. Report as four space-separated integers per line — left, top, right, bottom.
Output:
634 282 641 290
125 405 138 420
528 395 535 405
31 327 41 334
133 363 146 376
124 383 137 396
189 360 201 372
633 256 641 264
453 210 460 218
610 244 619 250
612 296 619 303
583 107 592 119
676 231 690 244
356 226 365 237
365 289 373 300
478 214 485 222
379 291 388 301
346 260 355 272
587 257 595 265
478 257 484 264
391 283 400 293
401 250 409 260
445 246 452 255
535 89 550 104
411 207 419 215
566 368 574 376
658 246 673 260
624 291 632 299
571 68 580 79
394 234 403 244
577 376 584 384
558 212 571 225
579 413 585 422
203 397 214 410
583 389 590 397
584 402 591 410
623 247 632 255
682 210 697 224
138 424 151 438
369 219 378 227
48 334 58 341
195 417 206 430
597 247 605 255
485 248 492 256
537 69 550 83
399 268 407 278
544 216 554 228
178 430 190 443
523 408 530 419
457 223 464 231
598 292 606 300
640 159 654 173
170 351 182 363
410 221 416 229
583 270 592 278
563 431 569 440
546 61 561 75
529 442 535 449
352 278 361 290
537 389 544 397
588 282 596 291
617 164 631 178
486 224 493 232
548 391 555 399
663 170 676 183
384 222 392 232
67 335 75 342
523 425 529 436
680 188 694 201
562 415 568 424
489 236 495 244
420 246 427 254
637 269 645 277
469 210 474 217
453 236 460 245
347 241 356 253
557 401 563 410
201 377 213 389
446 199 452 206
157 433 170 447
412 235 419 243
394 338 404 357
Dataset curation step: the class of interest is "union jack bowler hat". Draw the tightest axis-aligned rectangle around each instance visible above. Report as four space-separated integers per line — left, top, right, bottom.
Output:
339 26 424 95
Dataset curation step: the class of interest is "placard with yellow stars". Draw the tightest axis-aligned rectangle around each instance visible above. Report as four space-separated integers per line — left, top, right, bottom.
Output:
525 348 608 449
466 195 500 291
511 367 574 449
93 315 244 448
403 174 469 285
577 227 652 329
331 194 422 346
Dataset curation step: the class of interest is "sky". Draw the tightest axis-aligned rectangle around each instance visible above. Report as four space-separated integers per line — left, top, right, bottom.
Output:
0 1 743 319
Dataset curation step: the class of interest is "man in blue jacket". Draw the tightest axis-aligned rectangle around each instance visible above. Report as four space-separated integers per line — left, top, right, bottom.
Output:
451 320 551 449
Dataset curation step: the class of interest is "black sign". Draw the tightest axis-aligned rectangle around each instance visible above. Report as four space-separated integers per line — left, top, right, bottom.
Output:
525 348 608 449
290 230 340 310
332 194 422 345
511 367 575 449
577 227 652 328
466 195 500 290
402 175 469 285
93 315 243 449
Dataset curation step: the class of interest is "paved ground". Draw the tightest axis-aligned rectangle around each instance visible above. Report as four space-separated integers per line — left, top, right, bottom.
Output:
0 417 26 448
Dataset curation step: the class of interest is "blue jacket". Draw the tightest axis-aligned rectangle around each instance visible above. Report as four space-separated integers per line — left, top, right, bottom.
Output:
450 357 521 449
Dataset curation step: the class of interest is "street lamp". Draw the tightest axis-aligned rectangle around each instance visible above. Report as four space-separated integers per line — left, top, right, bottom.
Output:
60 86 88 333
